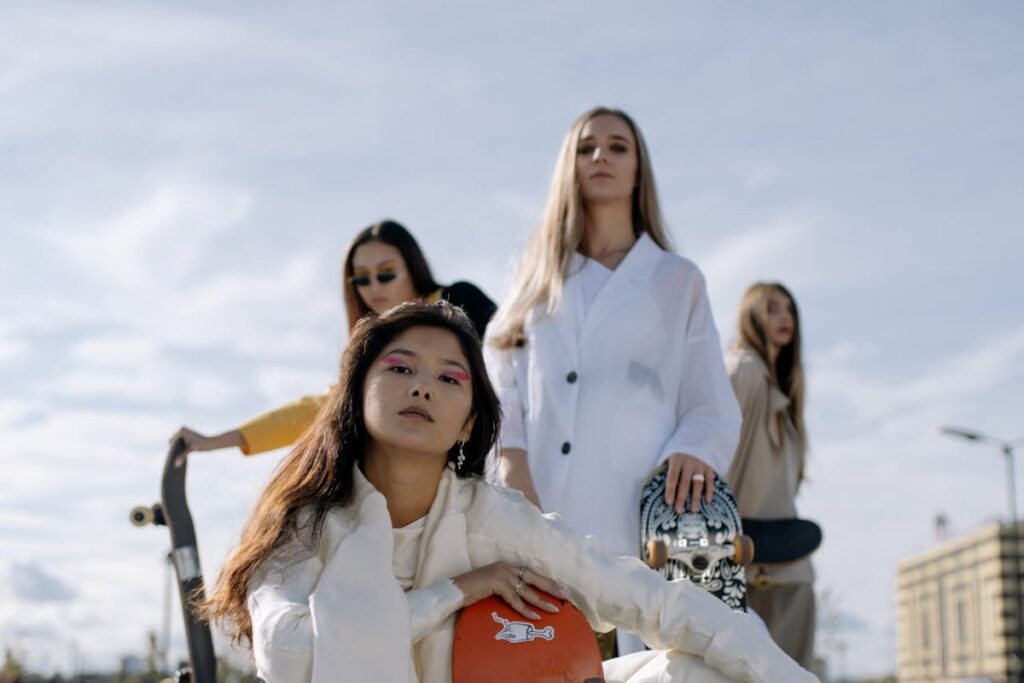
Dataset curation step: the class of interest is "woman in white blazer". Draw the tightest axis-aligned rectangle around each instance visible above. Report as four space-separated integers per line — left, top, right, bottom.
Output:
203 302 816 682
485 108 741 654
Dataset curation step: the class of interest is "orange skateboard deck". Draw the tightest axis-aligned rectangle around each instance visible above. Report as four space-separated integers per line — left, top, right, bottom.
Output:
452 589 605 682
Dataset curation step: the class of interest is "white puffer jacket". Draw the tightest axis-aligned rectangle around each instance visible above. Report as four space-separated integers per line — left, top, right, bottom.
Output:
246 466 818 683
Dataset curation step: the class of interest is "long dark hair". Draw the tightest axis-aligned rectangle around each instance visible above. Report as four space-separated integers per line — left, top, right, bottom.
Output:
342 219 441 330
203 301 500 644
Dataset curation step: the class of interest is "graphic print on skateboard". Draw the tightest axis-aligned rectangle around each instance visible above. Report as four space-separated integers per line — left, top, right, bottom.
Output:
640 463 752 611
452 590 605 683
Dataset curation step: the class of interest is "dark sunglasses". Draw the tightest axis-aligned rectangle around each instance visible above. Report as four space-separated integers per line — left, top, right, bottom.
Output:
348 271 398 287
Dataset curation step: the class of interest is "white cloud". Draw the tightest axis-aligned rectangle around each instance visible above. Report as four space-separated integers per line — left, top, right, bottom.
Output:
0 338 29 364
742 161 787 191
44 183 253 289
252 365 334 406
39 366 239 410
812 325 1024 422
695 216 809 332
0 4 322 97
2 562 77 603
70 335 161 368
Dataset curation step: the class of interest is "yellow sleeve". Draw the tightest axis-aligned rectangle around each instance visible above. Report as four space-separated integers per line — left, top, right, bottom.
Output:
236 391 329 455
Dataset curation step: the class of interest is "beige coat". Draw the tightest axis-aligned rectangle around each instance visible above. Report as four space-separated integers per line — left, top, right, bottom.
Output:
247 466 818 682
725 349 813 585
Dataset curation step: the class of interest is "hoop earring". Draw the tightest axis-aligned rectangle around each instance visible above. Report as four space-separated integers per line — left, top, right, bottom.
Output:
456 441 466 471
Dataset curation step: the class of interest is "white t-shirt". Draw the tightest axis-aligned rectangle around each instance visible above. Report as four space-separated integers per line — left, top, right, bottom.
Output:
575 256 614 332
392 516 426 591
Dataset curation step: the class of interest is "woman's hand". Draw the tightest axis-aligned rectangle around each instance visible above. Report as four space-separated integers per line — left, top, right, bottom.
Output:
168 427 244 467
453 563 568 621
664 453 716 514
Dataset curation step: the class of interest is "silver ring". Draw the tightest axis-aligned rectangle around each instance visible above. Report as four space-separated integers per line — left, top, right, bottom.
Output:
692 473 706 482
517 564 528 580
514 579 525 595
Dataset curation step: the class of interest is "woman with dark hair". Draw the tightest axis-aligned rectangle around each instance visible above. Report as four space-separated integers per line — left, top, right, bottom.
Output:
168 219 496 463
726 282 815 668
202 301 816 682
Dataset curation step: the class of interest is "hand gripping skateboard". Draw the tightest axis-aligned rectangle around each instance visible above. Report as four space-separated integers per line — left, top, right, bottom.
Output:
130 438 217 683
452 590 606 683
640 463 753 611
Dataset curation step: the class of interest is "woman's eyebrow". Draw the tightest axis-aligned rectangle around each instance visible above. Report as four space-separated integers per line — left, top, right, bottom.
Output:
382 349 467 374
579 134 632 144
440 358 469 375
355 259 400 271
382 348 417 359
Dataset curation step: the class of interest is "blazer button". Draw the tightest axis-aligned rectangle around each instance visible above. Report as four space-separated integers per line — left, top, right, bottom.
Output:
561 441 571 455
566 371 578 384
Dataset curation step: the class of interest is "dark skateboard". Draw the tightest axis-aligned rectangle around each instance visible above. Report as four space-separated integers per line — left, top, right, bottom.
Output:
740 517 822 566
452 590 605 683
130 438 217 683
640 464 753 610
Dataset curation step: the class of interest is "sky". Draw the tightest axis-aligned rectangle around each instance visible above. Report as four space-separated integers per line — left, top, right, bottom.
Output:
1 1 1023 678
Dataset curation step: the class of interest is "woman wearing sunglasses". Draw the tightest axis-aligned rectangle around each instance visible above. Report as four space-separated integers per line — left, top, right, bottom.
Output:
169 219 496 464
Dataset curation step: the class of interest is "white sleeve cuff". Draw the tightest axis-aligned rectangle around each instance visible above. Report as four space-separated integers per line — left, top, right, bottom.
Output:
407 578 466 643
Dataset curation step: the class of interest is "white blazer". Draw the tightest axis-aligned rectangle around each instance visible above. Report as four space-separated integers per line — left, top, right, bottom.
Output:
485 234 742 555
247 466 818 682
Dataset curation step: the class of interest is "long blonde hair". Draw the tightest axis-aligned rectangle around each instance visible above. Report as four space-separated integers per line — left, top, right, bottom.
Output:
488 107 674 349
736 282 807 470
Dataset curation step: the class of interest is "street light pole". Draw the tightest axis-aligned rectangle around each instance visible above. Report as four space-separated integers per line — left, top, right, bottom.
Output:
941 426 1024 682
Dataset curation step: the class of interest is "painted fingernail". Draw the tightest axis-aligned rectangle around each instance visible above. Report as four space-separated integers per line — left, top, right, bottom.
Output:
543 601 559 612
526 610 540 620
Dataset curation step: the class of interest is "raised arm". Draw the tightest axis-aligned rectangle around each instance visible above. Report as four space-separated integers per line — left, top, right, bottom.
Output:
169 391 329 466
236 392 329 455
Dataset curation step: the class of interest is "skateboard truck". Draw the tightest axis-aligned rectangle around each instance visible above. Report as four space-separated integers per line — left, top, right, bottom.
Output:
645 513 755 578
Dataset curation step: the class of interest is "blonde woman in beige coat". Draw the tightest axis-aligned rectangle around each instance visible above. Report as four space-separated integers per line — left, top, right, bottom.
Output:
725 282 816 669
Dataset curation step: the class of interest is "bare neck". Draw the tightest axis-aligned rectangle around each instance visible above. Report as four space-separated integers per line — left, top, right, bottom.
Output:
581 202 636 270
362 443 447 528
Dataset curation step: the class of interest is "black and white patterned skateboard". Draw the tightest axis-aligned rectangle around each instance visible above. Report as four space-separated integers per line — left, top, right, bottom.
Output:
640 463 753 611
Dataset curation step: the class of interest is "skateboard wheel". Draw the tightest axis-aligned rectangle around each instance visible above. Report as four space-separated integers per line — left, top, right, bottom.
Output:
130 505 154 527
733 535 755 566
646 539 668 569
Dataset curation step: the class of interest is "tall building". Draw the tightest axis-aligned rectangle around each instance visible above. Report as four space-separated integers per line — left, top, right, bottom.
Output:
897 523 1024 682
